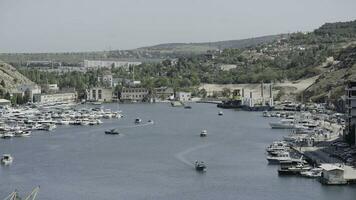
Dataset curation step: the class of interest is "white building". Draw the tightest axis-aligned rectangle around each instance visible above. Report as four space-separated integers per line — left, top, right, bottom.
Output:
16 84 41 102
87 87 113 102
320 164 346 185
120 88 149 102
219 64 237 71
84 60 141 70
33 92 77 103
47 84 59 91
176 92 191 102
98 73 113 87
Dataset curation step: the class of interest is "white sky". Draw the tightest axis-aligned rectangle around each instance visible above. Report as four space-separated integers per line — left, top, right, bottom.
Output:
0 0 356 53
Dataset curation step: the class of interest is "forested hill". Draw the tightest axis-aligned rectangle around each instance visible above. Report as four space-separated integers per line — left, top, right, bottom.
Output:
138 35 284 53
0 35 283 65
4 19 356 104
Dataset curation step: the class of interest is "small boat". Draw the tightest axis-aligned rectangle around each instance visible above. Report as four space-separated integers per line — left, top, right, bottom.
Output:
218 111 223 116
269 119 295 129
184 105 192 109
1 132 14 139
278 161 312 175
266 151 306 164
263 111 271 117
300 167 322 178
148 120 154 124
135 118 142 124
171 101 184 107
195 161 207 172
105 129 120 135
1 154 13 165
200 130 207 137
266 141 289 154
14 130 31 137
43 124 57 131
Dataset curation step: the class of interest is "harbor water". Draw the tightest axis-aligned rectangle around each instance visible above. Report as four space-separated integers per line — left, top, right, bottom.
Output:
0 103 355 199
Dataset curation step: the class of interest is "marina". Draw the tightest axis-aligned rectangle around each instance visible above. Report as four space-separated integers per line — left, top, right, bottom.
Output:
263 109 356 185
1 103 356 199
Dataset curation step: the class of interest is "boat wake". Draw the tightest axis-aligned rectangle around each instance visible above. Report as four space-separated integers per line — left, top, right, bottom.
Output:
175 143 213 167
115 121 154 129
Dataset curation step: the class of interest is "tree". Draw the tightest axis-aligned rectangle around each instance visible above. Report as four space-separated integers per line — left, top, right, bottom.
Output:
0 80 5 88
222 88 231 98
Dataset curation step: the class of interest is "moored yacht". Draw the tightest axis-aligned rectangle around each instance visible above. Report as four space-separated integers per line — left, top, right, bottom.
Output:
1 132 14 139
266 141 289 154
278 161 312 175
300 167 322 178
269 119 295 129
266 151 306 164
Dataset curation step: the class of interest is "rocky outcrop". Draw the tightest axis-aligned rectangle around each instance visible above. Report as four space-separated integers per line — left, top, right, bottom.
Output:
0 61 34 91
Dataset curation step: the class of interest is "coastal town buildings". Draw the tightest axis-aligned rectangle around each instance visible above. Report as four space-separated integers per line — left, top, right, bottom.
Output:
84 60 141 70
33 92 77 103
120 87 149 102
155 87 174 101
98 72 114 87
15 84 41 102
87 87 113 102
345 81 356 145
176 92 191 102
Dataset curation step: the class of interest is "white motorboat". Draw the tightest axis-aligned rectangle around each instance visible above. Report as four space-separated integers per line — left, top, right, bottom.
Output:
1 132 14 139
278 161 312 175
43 123 56 131
135 118 142 124
300 167 322 178
79 120 90 126
1 154 13 165
266 141 289 154
14 130 31 137
195 161 207 172
218 111 223 116
200 130 207 137
266 151 306 164
269 119 295 129
263 111 271 117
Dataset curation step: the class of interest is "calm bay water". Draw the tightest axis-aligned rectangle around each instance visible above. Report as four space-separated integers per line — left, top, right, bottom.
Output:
0 103 355 199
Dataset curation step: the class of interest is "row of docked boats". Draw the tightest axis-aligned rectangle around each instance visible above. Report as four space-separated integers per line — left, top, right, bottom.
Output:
0 105 123 139
265 141 322 177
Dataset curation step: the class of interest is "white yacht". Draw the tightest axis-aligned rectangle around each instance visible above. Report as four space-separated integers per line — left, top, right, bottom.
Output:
1 132 14 139
269 119 295 129
300 167 322 178
266 141 289 154
1 154 13 165
263 111 271 117
266 151 306 164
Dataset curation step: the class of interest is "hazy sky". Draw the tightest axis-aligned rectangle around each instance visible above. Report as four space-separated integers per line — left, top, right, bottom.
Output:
1 0 356 53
